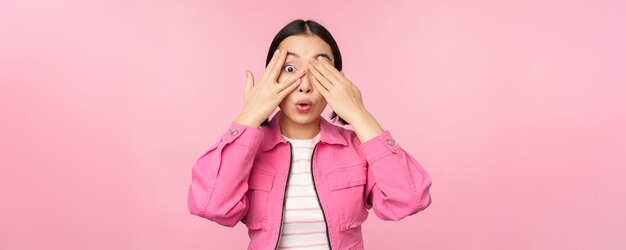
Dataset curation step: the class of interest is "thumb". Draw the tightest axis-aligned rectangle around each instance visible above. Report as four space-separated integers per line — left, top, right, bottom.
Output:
245 70 254 92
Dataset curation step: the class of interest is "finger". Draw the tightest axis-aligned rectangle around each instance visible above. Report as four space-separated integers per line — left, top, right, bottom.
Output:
311 57 343 85
307 63 332 90
309 69 330 98
245 70 254 92
318 57 344 81
278 78 302 97
276 69 305 90
267 49 287 82
261 49 282 82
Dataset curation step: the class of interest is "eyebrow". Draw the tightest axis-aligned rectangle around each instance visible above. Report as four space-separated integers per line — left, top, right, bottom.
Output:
286 51 332 62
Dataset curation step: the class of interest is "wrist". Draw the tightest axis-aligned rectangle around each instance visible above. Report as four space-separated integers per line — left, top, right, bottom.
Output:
236 112 261 128
351 108 372 125
350 110 384 143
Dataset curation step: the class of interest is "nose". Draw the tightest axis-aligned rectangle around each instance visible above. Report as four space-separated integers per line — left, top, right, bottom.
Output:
297 71 313 93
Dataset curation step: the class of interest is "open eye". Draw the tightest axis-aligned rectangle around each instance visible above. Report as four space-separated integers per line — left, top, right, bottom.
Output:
284 65 297 73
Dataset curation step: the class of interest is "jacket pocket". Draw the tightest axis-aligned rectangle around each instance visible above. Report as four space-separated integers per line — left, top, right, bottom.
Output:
243 167 276 231
327 161 367 191
326 161 369 231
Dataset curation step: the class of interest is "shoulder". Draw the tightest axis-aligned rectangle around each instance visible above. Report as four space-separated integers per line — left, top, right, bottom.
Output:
333 126 367 156
332 125 361 146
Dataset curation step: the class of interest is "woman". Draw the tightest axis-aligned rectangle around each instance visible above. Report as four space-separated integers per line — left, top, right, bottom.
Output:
187 19 433 250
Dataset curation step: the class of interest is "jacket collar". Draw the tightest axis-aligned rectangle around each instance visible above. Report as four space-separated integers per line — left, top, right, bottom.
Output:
260 109 347 151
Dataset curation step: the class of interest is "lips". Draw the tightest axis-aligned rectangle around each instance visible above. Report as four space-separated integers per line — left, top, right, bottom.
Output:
295 100 312 112
296 100 312 106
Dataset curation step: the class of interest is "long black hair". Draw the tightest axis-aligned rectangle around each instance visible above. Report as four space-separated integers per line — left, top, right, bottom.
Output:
260 19 348 127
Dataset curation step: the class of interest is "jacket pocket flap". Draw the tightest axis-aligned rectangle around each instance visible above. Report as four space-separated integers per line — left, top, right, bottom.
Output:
328 163 367 191
248 168 275 192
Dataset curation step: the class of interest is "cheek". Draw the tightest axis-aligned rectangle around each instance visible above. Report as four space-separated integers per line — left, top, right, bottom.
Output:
315 93 327 104
278 97 288 107
314 97 327 110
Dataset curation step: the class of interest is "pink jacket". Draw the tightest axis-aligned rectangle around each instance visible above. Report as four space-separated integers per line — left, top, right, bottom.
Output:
187 110 432 249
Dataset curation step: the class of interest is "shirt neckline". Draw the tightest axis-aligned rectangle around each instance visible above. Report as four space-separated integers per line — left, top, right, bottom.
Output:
282 131 321 142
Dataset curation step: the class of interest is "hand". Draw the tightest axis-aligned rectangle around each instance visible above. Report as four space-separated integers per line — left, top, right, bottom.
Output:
306 56 366 124
236 49 305 127
308 56 385 142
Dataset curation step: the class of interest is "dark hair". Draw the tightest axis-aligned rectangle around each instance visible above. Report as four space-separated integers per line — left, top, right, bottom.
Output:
260 19 348 127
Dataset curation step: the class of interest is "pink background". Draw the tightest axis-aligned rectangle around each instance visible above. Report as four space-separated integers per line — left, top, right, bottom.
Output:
2 0 625 249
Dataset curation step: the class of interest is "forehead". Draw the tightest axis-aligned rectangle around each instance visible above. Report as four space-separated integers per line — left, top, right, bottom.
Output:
277 35 333 62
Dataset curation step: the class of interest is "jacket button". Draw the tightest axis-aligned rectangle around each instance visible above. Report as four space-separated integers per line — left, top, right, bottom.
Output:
230 129 238 136
387 139 394 145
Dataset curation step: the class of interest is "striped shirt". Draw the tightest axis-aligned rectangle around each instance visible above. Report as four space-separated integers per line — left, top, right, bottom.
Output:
277 131 330 250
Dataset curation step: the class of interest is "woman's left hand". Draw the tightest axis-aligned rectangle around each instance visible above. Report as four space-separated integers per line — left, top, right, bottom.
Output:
307 56 366 124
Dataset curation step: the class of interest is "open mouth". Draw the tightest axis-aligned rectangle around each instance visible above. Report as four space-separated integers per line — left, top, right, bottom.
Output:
295 101 312 112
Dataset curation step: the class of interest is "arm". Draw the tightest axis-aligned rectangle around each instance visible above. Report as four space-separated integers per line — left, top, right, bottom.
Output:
305 55 432 220
187 121 263 227
350 112 432 221
359 130 433 221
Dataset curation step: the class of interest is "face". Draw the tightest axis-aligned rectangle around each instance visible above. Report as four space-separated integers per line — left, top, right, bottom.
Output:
276 34 333 125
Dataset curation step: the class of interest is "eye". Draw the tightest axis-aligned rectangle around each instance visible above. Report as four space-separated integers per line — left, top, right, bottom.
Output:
283 64 297 73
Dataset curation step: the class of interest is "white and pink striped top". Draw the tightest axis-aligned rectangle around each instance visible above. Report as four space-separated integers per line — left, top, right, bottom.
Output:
277 131 330 250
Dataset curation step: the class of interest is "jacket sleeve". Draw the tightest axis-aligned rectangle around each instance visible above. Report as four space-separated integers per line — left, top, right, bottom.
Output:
358 130 433 221
187 121 263 227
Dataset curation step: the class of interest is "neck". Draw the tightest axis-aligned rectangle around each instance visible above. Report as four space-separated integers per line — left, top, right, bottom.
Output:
280 114 321 140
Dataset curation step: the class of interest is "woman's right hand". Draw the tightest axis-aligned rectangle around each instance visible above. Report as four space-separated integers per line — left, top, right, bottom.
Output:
235 49 305 128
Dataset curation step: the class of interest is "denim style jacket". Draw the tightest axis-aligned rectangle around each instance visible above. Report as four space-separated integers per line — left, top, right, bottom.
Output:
188 110 432 249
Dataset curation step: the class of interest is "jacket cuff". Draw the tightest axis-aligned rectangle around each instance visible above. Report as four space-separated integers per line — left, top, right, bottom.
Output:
358 130 401 162
222 121 263 151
